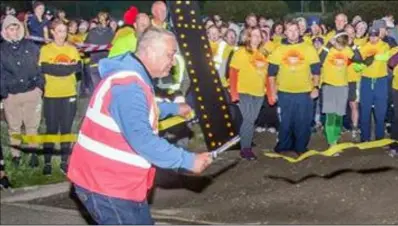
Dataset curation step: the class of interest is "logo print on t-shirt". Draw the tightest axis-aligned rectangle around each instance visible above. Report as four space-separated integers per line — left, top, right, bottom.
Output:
282 49 305 67
366 49 378 58
54 54 73 64
329 53 348 67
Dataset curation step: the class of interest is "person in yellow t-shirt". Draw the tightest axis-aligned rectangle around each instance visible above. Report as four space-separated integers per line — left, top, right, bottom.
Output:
77 20 89 42
358 27 391 142
354 21 369 47
325 13 348 43
39 19 81 175
319 33 362 146
67 20 81 45
271 23 285 45
308 18 325 50
229 26 267 160
387 47 398 156
345 24 364 139
254 29 279 133
268 21 321 155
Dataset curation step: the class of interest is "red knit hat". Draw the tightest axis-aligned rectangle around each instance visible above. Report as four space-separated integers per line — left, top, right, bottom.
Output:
123 6 139 25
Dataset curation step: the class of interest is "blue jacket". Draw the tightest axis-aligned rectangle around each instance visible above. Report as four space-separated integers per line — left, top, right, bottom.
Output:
98 53 195 170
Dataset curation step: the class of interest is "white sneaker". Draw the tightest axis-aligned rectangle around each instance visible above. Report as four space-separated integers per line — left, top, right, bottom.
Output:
267 127 277 134
388 149 397 158
255 127 266 133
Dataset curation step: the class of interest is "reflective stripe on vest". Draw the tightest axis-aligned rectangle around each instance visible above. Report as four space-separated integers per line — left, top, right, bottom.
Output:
77 71 158 167
213 41 227 70
157 54 185 91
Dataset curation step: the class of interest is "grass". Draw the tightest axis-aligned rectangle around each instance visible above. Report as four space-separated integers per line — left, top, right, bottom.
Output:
1 97 205 188
1 98 88 188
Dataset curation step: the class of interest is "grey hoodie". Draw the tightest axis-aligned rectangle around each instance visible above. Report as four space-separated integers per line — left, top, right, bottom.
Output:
1 15 24 42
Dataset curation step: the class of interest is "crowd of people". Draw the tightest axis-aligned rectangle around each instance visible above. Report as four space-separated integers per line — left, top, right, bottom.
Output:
0 1 397 191
204 12 398 160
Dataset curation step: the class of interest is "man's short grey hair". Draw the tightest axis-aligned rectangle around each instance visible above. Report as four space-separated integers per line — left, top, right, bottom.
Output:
136 27 176 54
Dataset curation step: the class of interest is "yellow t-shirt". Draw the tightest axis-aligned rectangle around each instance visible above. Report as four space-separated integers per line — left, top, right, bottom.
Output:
325 30 336 43
268 41 320 93
360 40 390 78
39 43 81 98
272 35 284 45
230 47 267 96
68 33 85 44
321 47 354 86
347 63 361 83
303 34 312 44
347 38 368 83
260 41 277 56
354 36 368 47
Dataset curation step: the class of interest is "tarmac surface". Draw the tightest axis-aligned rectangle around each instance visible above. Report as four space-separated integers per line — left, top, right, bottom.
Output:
1 130 398 224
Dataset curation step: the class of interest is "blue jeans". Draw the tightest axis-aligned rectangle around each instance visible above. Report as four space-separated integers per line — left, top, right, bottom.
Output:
74 185 154 225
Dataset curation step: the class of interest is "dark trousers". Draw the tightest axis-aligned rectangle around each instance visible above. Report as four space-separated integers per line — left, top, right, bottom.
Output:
43 96 77 164
74 185 154 225
256 97 279 129
391 89 398 150
275 92 314 153
359 76 389 142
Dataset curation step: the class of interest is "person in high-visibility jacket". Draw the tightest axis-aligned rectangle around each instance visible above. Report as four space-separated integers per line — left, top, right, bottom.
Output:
207 25 235 88
151 1 168 29
156 53 186 94
108 13 150 58
68 28 213 225
111 6 139 43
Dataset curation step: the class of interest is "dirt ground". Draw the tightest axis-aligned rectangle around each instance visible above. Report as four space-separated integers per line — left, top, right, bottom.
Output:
26 130 398 224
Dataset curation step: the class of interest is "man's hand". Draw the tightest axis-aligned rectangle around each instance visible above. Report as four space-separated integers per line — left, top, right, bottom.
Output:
178 103 193 119
310 88 319 99
191 152 213 174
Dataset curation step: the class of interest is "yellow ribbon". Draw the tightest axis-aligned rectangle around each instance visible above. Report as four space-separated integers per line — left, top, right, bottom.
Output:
12 134 78 144
12 113 195 144
264 139 397 163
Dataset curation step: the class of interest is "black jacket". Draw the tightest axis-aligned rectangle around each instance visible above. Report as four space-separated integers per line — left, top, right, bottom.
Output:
0 39 44 98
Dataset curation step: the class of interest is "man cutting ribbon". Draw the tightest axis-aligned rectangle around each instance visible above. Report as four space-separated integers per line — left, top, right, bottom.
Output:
67 28 213 225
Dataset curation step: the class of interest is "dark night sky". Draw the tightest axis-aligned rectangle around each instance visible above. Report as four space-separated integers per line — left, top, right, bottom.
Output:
3 1 343 18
